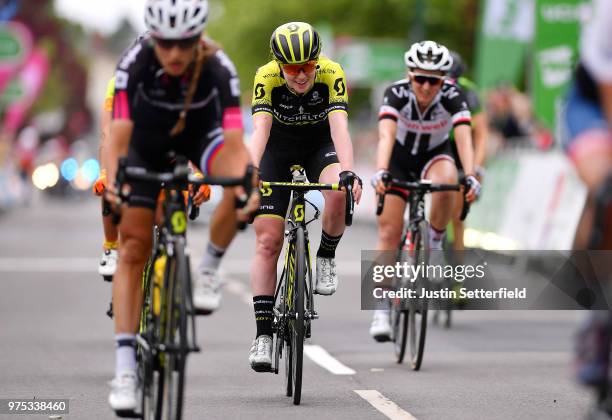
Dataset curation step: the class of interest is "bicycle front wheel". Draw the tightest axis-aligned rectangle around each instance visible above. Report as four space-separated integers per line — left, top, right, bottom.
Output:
409 220 429 371
140 256 164 420
393 233 411 364
290 226 306 405
161 245 189 420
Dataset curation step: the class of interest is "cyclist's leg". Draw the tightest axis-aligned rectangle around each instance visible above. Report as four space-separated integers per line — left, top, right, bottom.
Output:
370 192 407 341
95 106 119 277
249 148 290 371
98 196 120 278
109 157 158 412
188 128 252 313
308 144 343 295
369 151 410 340
250 147 289 299
421 144 458 250
563 83 612 249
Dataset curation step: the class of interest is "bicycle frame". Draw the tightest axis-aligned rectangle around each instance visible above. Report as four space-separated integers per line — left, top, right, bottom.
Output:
274 174 317 334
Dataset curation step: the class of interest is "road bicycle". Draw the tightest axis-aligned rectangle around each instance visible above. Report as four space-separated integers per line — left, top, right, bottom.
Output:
376 177 467 370
263 165 354 405
112 156 253 419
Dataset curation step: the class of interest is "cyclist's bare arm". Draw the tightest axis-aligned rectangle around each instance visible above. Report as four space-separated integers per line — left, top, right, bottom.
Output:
329 111 362 203
248 112 273 167
107 120 133 193
99 107 112 172
374 119 397 195
453 124 477 202
329 111 354 171
600 83 612 125
472 111 489 172
93 102 113 196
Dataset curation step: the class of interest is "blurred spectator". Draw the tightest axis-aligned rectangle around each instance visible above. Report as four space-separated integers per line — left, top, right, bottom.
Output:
485 84 554 151
1 0 92 149
486 85 530 141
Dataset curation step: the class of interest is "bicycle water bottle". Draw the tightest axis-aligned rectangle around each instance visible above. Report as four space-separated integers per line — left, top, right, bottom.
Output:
153 256 167 316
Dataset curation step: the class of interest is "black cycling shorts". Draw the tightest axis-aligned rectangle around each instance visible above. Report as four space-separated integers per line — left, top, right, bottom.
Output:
388 140 455 201
257 140 339 219
125 126 224 209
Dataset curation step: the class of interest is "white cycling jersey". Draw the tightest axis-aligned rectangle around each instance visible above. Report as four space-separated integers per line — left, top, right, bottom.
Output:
581 0 612 84
378 79 471 155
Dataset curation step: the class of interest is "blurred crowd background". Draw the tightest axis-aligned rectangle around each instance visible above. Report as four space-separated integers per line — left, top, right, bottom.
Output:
0 0 592 251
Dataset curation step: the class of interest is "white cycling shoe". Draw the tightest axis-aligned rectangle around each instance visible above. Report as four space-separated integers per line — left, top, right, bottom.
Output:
108 370 138 414
369 310 392 342
315 256 338 295
98 249 118 281
249 335 273 372
193 268 222 315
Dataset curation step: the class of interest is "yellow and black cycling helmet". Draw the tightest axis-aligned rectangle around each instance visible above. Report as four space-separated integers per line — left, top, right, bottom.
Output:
270 22 321 64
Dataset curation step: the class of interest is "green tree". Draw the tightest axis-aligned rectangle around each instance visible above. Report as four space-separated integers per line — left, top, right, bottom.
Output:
207 0 479 91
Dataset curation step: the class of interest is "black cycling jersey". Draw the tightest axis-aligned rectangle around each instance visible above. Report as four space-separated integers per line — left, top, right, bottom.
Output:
111 34 243 208
113 34 242 137
576 62 600 105
379 79 471 155
251 56 348 148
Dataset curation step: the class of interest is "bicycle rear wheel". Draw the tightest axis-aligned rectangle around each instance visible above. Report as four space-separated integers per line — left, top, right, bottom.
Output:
284 333 293 397
160 245 189 420
409 220 429 371
290 226 306 405
278 274 292 397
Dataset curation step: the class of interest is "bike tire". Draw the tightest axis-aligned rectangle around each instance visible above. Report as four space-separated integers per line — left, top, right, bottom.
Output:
391 307 409 363
291 226 306 405
392 235 410 363
409 220 429 371
140 255 164 420
161 247 188 420
285 335 293 397
282 244 293 398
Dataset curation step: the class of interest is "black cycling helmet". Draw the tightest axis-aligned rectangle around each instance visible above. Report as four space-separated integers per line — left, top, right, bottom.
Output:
449 51 466 80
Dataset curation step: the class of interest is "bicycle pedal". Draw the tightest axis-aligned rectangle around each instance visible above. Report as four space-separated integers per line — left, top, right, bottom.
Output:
251 363 272 373
194 308 214 316
103 275 113 282
114 409 140 418
373 334 392 343
106 302 114 319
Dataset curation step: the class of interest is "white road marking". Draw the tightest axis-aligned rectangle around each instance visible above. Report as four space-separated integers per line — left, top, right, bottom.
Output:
223 259 361 276
0 257 99 272
354 390 417 420
304 344 356 375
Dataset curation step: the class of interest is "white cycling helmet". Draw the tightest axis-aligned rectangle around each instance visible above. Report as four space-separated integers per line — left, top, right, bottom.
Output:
145 0 208 40
404 40 453 72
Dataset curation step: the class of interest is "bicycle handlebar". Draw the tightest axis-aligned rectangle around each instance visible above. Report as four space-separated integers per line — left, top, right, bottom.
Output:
111 157 254 226
376 178 469 220
261 180 354 226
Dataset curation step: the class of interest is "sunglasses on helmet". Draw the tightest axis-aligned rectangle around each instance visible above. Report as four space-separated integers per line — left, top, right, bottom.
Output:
281 60 317 76
154 35 200 51
410 73 444 86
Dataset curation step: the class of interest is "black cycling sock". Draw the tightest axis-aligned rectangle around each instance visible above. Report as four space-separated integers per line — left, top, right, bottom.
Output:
253 295 274 338
317 230 343 259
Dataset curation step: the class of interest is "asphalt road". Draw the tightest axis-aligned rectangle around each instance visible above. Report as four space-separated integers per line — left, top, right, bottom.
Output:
0 194 594 419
